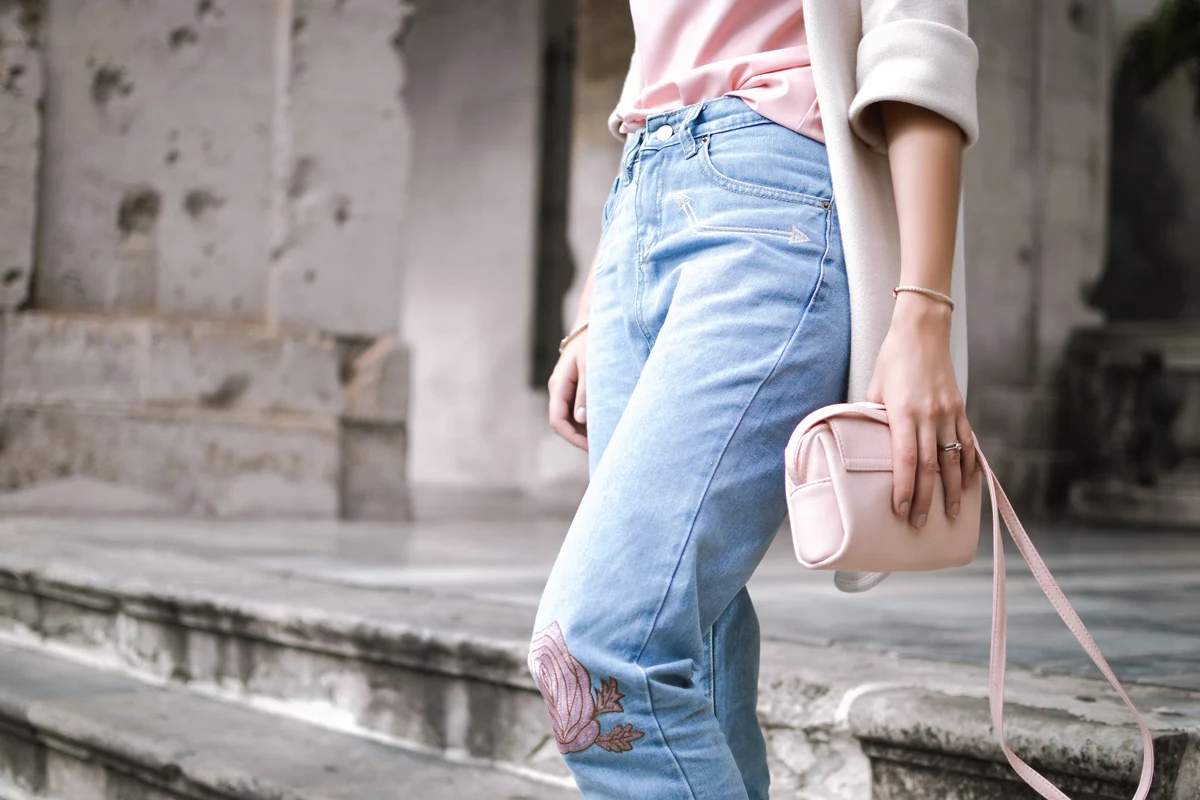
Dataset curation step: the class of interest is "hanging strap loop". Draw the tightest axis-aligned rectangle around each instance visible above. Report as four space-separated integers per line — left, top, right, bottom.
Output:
976 445 1155 798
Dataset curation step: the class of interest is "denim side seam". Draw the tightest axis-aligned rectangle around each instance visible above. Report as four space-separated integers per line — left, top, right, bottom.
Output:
708 627 718 718
628 205 832 794
637 662 700 800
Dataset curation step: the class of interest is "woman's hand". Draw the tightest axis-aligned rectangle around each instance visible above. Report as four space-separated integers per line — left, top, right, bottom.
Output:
866 291 978 529
548 326 589 450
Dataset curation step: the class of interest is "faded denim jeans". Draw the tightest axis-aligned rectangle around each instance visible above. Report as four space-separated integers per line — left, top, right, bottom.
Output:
529 97 851 800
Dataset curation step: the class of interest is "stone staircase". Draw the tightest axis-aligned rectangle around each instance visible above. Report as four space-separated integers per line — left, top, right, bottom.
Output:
0 643 569 800
0 312 409 520
0 518 1196 799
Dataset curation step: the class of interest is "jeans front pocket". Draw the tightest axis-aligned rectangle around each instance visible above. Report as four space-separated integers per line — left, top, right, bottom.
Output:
695 124 832 208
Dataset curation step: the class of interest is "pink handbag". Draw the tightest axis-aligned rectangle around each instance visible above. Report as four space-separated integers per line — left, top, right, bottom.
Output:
784 401 1155 800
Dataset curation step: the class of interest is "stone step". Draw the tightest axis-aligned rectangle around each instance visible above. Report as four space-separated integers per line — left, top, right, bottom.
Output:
0 522 568 782
0 642 575 800
0 521 1194 798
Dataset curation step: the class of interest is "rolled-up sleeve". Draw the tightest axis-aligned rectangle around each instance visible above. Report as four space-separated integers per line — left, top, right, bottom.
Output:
607 47 644 140
848 0 979 153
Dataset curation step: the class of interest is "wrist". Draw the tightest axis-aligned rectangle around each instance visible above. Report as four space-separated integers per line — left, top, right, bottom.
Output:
890 290 952 332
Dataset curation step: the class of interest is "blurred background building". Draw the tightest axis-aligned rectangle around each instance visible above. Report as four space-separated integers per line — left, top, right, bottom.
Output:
1 0 1197 524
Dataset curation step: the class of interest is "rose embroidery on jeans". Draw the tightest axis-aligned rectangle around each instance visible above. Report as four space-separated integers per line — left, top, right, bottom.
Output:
528 621 646 754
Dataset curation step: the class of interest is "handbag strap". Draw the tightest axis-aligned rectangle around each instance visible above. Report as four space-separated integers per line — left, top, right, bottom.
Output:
975 445 1155 799
791 403 1155 795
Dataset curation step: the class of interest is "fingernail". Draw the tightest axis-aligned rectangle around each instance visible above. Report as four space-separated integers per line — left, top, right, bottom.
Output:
899 501 909 516
950 502 960 517
575 406 586 423
915 513 927 528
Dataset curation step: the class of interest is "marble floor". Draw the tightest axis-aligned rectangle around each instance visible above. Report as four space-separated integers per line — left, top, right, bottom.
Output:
9 489 1200 691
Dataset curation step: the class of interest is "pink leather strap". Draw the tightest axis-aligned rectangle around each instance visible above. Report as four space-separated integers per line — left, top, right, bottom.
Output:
976 445 1155 799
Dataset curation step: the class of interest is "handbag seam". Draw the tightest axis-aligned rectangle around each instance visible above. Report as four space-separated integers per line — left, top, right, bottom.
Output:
788 476 833 493
829 418 893 469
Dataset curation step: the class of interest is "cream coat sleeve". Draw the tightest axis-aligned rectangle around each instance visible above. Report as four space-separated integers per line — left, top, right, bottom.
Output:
848 0 980 153
607 46 644 140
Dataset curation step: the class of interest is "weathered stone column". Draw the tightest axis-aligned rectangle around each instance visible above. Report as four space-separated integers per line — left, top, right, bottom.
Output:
401 0 546 489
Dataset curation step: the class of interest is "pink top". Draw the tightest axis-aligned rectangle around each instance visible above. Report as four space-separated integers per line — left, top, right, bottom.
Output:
614 0 823 143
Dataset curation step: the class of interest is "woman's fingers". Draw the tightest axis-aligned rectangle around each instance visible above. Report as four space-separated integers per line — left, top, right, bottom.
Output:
888 411 917 519
548 353 588 451
574 359 587 425
891 404 976 527
910 414 938 528
938 415 963 518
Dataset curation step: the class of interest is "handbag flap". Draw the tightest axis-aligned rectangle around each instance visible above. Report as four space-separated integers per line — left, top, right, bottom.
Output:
826 415 895 472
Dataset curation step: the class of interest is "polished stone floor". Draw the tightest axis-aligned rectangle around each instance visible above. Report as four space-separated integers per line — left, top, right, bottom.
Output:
10 488 1200 691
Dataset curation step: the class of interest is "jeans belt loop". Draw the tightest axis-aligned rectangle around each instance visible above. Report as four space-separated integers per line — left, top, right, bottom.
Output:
623 129 643 180
679 102 706 160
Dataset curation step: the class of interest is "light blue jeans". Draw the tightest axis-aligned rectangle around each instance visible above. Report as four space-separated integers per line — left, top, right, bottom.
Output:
529 97 851 800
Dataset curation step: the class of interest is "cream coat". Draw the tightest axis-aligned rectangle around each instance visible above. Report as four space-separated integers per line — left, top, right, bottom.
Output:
607 0 979 402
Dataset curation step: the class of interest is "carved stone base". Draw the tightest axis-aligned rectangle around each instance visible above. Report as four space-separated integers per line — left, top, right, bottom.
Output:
1063 324 1200 529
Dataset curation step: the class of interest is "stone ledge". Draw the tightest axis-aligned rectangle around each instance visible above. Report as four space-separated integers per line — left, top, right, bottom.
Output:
0 533 1195 797
0 642 574 800
848 689 1187 799
757 637 1198 798
1 312 411 428
1 312 344 417
0 405 339 518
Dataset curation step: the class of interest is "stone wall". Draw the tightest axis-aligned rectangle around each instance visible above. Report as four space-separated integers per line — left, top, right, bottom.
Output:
0 2 40 311
1094 0 1200 322
1 0 1122 509
961 0 1112 509
0 0 412 519
401 0 1117 501
33 0 409 333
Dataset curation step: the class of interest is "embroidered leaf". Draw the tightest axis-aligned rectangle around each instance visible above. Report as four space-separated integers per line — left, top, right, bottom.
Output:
595 723 645 753
593 677 625 715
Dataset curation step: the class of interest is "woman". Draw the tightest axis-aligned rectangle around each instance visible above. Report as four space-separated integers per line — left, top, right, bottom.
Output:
531 1 980 797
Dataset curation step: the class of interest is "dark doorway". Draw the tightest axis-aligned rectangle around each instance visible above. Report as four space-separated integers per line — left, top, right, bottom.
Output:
531 0 579 388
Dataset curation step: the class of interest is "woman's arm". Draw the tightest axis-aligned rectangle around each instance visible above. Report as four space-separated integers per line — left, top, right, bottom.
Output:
866 101 978 529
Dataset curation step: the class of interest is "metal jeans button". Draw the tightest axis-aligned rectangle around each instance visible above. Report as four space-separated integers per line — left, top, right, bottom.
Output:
655 124 674 141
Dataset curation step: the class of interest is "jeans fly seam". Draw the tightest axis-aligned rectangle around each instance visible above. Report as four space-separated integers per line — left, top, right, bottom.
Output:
629 209 831 796
633 156 659 352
